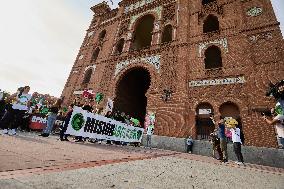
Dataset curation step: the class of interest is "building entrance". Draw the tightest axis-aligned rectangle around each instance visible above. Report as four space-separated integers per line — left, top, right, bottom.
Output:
114 67 151 123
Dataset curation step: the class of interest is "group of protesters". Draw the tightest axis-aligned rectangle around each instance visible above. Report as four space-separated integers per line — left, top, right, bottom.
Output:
0 86 155 150
0 87 63 135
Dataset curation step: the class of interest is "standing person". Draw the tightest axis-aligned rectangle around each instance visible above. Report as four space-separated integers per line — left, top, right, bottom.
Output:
230 125 245 165
210 129 222 160
263 108 284 148
1 86 32 135
186 136 193 153
60 104 74 141
0 90 6 120
40 98 63 137
75 101 94 142
210 115 228 163
105 111 113 145
146 125 154 149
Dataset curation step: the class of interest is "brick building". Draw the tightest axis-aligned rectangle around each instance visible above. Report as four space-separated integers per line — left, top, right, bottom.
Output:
61 0 284 148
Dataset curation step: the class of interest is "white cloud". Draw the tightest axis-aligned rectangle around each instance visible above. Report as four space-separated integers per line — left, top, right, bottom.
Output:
0 0 282 97
0 0 92 96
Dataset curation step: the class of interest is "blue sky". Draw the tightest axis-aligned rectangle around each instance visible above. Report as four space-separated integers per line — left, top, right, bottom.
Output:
0 0 283 97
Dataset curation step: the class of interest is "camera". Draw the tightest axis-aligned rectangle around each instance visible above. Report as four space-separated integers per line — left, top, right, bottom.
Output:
266 80 284 100
261 111 272 117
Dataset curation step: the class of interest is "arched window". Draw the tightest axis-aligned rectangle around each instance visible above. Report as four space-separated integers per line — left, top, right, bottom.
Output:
82 69 93 84
219 102 240 119
204 46 222 69
202 0 216 5
92 48 100 61
161 25 173 43
115 38 125 54
131 14 155 51
99 30 106 41
203 14 219 33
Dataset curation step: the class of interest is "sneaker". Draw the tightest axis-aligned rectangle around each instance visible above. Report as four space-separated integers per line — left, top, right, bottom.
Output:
222 159 228 163
236 162 242 165
1 129 8 135
8 129 16 136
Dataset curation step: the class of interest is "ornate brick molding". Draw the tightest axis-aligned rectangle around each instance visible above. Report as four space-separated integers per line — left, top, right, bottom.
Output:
114 55 160 76
124 0 154 13
248 32 272 43
246 7 263 17
85 65 96 72
129 6 162 29
198 38 228 57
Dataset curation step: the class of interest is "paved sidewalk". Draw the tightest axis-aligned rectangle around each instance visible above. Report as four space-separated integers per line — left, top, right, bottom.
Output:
0 132 283 189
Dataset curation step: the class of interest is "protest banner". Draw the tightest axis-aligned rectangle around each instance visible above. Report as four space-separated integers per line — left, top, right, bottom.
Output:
65 106 144 143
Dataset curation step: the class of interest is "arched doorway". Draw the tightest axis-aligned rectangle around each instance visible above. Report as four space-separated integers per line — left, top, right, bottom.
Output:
196 102 215 139
114 67 151 123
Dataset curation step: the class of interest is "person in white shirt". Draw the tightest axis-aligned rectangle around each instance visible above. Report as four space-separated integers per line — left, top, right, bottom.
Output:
146 125 154 149
1 86 31 135
230 126 244 165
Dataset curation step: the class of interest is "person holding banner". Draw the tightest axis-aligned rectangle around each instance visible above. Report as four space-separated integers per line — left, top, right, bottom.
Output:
75 102 94 142
60 104 74 141
146 125 154 149
40 98 62 137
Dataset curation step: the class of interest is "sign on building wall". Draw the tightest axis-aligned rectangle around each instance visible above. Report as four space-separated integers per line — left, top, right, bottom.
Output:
198 109 212 115
189 76 245 87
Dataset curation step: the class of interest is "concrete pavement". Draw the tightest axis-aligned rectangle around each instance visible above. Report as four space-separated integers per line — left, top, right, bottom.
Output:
0 132 283 189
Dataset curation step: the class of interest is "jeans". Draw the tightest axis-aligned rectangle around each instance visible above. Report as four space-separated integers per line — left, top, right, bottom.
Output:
146 135 152 148
187 144 193 153
1 109 25 129
279 137 284 148
220 138 228 160
233 142 244 162
43 113 57 134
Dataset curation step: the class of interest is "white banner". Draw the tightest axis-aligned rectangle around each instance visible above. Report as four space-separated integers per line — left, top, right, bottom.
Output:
65 106 144 143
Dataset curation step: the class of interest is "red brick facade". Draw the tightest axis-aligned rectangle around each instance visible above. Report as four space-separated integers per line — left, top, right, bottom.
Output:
61 0 284 148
